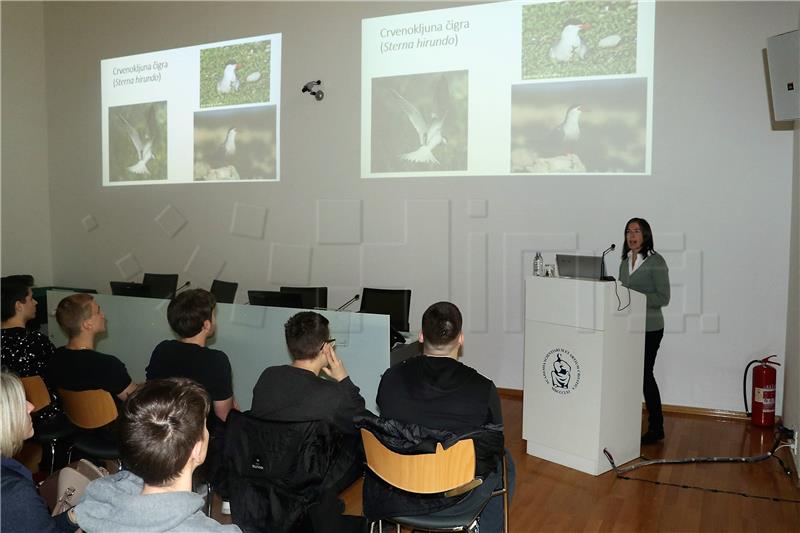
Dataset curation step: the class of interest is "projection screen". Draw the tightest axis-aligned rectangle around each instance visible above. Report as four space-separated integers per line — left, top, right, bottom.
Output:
362 0 655 178
101 33 281 186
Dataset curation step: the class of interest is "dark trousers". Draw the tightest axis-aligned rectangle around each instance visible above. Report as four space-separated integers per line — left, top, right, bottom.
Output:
644 329 664 433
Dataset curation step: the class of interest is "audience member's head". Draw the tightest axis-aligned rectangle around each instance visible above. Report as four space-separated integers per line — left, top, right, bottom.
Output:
56 293 105 339
284 311 330 361
1 275 36 323
0 372 35 458
420 301 463 352
167 289 216 339
118 378 210 487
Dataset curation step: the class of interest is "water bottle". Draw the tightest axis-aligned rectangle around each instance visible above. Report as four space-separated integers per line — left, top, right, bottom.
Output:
533 252 544 276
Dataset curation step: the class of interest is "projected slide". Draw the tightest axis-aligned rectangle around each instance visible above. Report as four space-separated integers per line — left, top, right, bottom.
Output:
362 0 654 177
102 34 281 186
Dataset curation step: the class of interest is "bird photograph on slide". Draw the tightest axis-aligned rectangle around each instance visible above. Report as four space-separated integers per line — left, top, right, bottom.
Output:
521 0 639 80
510 77 647 174
193 105 277 181
371 70 468 173
108 101 167 182
199 39 271 108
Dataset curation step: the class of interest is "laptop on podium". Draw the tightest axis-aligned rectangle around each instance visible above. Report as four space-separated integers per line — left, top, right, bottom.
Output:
555 254 606 280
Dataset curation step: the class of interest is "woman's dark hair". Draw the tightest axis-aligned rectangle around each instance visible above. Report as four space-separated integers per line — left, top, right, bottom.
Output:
118 378 210 486
0 275 34 322
284 311 330 361
421 302 462 349
621 217 655 260
167 289 216 338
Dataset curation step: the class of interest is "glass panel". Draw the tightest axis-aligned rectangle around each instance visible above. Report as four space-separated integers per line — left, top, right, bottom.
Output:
47 290 390 411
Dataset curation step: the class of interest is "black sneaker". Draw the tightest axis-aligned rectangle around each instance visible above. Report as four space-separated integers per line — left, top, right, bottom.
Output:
641 430 665 445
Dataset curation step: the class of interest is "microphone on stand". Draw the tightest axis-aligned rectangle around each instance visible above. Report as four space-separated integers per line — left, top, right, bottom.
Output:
336 294 360 311
600 244 616 281
171 281 191 299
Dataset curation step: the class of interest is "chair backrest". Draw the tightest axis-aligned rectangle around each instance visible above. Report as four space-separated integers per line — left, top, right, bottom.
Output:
20 375 50 412
109 281 150 298
248 290 303 309
359 288 412 332
360 428 476 494
280 286 328 309
142 273 179 299
210 279 238 304
58 388 118 429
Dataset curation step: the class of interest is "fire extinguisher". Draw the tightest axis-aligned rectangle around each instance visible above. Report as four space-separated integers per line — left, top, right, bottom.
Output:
743 355 780 427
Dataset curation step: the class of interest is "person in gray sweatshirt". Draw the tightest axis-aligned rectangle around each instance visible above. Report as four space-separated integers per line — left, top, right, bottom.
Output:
75 378 240 532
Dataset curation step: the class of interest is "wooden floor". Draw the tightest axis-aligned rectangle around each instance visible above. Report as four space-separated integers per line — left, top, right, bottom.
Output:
217 396 800 532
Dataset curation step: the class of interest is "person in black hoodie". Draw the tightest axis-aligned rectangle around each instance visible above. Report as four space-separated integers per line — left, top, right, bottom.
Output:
376 301 514 533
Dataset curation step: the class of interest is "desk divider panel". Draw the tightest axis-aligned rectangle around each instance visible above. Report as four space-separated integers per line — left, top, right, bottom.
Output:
47 291 390 412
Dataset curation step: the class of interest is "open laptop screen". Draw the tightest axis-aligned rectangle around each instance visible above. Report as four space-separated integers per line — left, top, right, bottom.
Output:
555 255 606 280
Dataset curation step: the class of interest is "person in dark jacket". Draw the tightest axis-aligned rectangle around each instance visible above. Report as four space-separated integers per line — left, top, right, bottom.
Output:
0 371 77 533
376 301 514 533
251 311 370 494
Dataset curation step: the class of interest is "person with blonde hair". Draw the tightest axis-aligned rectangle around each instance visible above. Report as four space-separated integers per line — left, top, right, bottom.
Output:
45 293 137 401
0 371 78 532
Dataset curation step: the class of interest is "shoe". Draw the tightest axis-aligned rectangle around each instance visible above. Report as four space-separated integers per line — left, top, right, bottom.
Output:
221 500 231 515
641 430 665 445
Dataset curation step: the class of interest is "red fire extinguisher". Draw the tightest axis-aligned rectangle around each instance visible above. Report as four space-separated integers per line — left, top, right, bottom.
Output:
743 355 780 427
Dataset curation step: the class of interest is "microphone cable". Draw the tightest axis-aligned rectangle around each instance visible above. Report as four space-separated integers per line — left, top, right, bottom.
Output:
602 426 800 504
613 280 631 312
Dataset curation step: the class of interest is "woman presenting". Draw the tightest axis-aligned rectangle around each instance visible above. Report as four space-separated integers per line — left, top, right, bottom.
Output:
618 218 670 445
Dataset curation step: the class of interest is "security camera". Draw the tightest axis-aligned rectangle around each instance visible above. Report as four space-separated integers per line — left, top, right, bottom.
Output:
302 80 320 93
302 80 324 101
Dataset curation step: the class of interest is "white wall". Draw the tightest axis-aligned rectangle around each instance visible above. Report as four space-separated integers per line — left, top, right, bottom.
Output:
2 1 797 412
0 1 54 284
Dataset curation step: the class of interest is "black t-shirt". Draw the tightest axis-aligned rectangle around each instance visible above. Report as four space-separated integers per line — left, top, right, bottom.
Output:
146 339 233 402
251 365 370 435
377 355 502 433
45 347 132 397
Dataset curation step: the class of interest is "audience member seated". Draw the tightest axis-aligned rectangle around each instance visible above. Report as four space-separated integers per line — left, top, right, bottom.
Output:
146 289 237 509
74 378 241 532
1 275 61 421
376 301 514 533
45 294 136 402
251 311 370 495
1 372 78 532
146 289 237 429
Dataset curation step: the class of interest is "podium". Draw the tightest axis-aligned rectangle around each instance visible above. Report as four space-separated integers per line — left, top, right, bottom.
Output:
522 276 646 475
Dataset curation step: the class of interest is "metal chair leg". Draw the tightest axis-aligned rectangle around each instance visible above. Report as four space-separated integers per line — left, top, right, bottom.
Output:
67 445 74 464
205 483 213 517
49 439 57 475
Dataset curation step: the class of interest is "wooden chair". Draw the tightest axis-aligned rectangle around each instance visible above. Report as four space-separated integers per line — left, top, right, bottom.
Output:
21 376 75 474
58 388 120 467
21 375 52 412
361 428 509 533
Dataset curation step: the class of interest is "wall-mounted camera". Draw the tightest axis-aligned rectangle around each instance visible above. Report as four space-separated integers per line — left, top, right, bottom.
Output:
301 80 324 101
